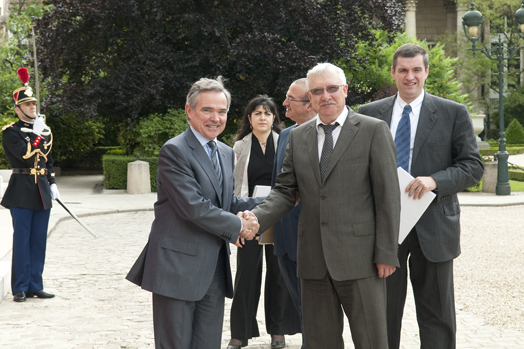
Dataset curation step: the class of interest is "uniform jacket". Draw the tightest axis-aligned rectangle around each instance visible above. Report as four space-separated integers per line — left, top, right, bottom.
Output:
126 127 261 301
1 119 55 210
358 93 484 262
252 108 401 281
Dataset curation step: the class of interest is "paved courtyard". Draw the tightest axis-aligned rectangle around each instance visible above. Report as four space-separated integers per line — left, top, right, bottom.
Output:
0 208 524 348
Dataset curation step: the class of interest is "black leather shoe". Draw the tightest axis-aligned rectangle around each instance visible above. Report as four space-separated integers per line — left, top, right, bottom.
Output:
27 290 55 298
271 336 286 349
227 339 248 349
13 291 26 302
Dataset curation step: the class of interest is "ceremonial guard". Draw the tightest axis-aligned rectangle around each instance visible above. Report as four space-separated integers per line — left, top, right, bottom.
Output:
1 68 59 302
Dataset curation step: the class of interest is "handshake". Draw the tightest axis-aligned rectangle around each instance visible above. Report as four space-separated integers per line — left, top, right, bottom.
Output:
235 211 260 248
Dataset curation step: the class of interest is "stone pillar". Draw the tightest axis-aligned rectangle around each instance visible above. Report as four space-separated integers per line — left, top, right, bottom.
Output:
445 0 457 34
482 161 498 193
405 0 418 38
127 160 151 194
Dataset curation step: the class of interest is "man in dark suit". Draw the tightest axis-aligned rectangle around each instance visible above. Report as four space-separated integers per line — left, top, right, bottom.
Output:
358 44 484 348
249 63 401 348
272 78 316 347
126 77 261 349
2 68 59 303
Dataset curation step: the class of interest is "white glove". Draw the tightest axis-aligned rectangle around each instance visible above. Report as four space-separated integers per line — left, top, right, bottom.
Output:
33 116 46 136
50 183 60 200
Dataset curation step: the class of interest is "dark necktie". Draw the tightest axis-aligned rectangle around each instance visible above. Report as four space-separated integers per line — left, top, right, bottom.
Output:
319 123 339 183
208 141 223 193
395 104 412 172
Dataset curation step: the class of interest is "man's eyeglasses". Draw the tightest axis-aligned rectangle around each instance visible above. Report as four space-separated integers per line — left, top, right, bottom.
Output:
286 95 309 103
308 85 345 96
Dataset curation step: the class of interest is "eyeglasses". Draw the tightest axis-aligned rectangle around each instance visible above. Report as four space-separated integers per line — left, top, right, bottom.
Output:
286 95 309 103
308 85 345 96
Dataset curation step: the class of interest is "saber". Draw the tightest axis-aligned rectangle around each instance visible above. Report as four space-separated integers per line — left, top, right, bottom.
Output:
31 26 41 114
56 198 98 238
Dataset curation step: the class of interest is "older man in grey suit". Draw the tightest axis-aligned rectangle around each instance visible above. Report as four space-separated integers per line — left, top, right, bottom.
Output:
247 63 401 348
126 77 261 349
358 44 484 348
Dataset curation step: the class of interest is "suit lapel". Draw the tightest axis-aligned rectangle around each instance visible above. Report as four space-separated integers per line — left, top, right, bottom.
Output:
322 109 360 184
377 96 396 126
184 129 223 207
412 94 438 165
218 142 232 208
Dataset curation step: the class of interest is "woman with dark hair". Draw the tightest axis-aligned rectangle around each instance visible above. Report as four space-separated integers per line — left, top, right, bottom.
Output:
227 95 301 349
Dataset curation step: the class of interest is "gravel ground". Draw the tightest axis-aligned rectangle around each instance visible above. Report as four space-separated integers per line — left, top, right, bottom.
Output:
456 205 524 331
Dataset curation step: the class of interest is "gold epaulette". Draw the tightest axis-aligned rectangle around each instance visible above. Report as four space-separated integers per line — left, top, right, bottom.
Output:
1 122 14 131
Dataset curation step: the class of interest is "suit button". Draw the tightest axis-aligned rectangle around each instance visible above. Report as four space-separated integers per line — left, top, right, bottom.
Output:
217 240 224 246
320 195 326 200
321 222 327 227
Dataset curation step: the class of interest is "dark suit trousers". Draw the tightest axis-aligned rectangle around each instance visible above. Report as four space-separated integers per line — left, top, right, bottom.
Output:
277 253 304 347
152 245 227 349
387 230 456 349
301 272 388 349
230 240 301 340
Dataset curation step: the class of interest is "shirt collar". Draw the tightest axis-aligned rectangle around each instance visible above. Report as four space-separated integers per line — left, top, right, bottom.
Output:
190 125 217 147
316 106 348 132
396 90 425 110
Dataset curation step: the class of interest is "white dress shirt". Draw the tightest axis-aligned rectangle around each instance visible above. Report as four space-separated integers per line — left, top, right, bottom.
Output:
316 107 349 161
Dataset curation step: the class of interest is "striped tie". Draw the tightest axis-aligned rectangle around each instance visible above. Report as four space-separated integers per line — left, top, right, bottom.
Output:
319 123 339 183
395 104 412 172
208 141 223 194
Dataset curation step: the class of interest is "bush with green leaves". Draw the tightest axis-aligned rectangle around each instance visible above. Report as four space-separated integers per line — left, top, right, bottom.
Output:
505 119 524 145
119 109 188 156
103 154 158 191
342 30 471 108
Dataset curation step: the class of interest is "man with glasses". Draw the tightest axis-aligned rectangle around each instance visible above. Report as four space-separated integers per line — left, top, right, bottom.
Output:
272 78 317 348
247 63 401 348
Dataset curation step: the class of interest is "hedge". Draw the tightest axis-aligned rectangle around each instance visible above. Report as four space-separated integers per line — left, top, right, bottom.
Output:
102 154 158 191
479 147 524 156
509 169 524 181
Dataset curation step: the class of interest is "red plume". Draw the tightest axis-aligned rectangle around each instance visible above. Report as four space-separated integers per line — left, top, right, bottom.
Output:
17 68 29 85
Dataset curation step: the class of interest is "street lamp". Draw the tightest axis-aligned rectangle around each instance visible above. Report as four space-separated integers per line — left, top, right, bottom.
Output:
462 0 524 195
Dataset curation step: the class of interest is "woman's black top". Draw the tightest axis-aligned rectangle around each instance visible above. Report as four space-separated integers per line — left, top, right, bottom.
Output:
247 134 275 197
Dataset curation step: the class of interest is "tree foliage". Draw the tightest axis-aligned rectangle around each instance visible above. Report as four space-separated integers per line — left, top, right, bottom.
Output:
343 30 471 108
505 119 524 144
36 0 404 127
0 0 47 119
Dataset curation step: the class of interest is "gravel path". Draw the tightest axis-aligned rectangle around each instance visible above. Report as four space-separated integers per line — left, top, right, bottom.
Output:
455 205 524 332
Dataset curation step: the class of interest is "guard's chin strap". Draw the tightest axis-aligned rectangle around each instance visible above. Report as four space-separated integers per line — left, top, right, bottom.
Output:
16 105 36 120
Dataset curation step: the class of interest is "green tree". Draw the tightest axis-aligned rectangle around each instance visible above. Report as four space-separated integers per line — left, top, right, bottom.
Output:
0 0 47 119
36 0 405 129
343 30 471 108
505 119 524 144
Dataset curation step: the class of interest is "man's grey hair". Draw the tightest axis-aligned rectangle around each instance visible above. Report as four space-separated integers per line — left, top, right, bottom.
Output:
291 78 309 104
186 76 231 111
306 63 346 90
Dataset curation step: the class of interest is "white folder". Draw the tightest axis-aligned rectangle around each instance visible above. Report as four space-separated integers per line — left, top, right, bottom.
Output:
397 167 436 244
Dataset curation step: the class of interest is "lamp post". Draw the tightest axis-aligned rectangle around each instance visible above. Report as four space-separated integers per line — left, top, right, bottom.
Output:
462 0 524 195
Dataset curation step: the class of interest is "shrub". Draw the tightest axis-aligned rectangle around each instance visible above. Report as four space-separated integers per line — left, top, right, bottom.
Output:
119 109 187 156
505 119 524 145
102 154 158 191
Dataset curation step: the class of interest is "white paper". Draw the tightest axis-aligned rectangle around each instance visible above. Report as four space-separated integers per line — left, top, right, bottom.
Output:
252 185 271 198
397 167 436 244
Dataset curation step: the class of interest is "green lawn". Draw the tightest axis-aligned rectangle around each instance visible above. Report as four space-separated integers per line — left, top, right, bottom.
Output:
467 179 524 192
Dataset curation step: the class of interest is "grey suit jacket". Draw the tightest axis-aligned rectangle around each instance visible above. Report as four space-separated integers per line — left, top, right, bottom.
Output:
252 108 400 281
126 127 260 301
358 93 484 262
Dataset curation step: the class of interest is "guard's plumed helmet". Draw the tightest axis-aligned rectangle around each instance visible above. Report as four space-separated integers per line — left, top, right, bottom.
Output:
13 68 37 105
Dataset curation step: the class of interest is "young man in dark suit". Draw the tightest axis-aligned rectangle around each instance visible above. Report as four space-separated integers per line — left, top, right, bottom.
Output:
358 44 484 348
